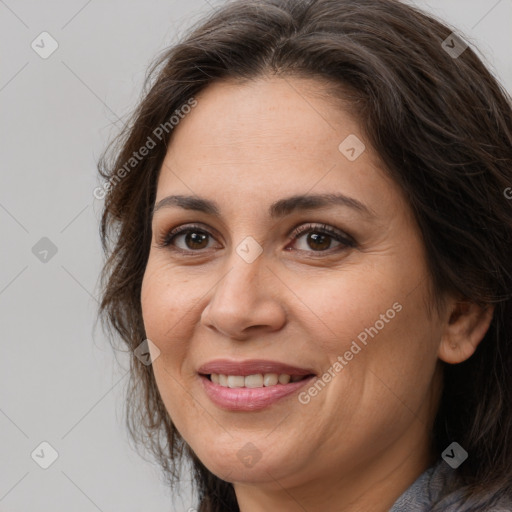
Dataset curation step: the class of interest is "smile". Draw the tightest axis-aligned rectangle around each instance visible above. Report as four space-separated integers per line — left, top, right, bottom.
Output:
197 358 317 411
209 373 308 387
199 373 316 411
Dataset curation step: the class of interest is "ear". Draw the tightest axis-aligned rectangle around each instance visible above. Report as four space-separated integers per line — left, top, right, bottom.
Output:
438 299 494 364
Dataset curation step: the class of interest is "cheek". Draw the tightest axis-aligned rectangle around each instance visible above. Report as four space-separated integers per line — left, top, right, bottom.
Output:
278 262 409 356
141 261 205 441
140 260 195 363
283 257 439 400
141 256 195 322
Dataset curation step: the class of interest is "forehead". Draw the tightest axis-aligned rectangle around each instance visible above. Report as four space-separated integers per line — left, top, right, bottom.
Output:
155 77 403 222
165 77 361 166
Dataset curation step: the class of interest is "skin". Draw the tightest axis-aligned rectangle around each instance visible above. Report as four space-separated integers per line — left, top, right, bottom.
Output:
140 77 494 512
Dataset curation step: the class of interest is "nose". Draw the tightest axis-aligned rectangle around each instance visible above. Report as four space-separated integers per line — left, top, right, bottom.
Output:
200 253 287 341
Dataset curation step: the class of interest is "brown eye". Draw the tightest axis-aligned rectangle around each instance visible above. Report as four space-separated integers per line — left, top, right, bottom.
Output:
181 231 210 250
290 223 355 253
160 224 216 252
303 232 332 251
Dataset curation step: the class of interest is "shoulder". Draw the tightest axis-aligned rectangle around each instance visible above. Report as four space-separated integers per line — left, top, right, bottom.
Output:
429 461 512 512
390 460 512 512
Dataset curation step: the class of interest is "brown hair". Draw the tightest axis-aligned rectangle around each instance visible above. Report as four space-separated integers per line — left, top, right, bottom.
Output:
97 0 512 509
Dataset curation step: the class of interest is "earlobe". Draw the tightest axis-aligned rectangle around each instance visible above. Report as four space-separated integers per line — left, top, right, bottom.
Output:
438 301 495 364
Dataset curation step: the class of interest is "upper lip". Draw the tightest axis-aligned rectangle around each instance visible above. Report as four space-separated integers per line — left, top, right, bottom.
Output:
198 359 316 377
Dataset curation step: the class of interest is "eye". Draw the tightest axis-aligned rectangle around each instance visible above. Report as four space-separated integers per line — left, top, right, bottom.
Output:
287 223 355 254
156 222 355 255
157 223 218 252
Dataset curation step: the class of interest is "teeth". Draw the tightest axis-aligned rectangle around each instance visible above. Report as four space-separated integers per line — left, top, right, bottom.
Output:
227 375 245 388
209 373 307 388
279 374 291 384
263 373 278 386
245 374 264 388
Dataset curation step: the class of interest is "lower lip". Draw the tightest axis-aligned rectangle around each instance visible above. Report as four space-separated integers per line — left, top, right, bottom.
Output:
200 375 315 411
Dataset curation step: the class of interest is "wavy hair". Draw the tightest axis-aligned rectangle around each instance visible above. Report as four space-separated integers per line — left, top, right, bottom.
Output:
97 0 512 509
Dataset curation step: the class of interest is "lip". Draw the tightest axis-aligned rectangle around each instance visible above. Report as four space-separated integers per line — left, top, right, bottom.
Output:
199 374 316 411
197 358 315 377
197 359 316 412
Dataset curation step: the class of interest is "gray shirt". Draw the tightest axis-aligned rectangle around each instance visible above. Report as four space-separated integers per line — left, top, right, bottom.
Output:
389 459 512 511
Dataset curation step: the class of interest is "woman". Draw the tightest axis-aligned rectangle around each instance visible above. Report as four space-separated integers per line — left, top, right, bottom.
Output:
97 0 512 510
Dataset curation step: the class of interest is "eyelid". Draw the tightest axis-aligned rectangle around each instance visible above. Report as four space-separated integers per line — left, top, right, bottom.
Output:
155 222 218 250
289 222 355 248
155 221 356 253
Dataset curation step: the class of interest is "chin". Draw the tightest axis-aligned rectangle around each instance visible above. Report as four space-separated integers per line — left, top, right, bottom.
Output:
189 433 304 486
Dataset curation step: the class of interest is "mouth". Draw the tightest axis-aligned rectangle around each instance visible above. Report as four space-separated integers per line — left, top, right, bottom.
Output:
197 359 316 411
202 372 312 387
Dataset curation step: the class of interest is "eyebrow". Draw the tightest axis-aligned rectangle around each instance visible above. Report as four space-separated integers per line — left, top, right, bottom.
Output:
152 193 375 220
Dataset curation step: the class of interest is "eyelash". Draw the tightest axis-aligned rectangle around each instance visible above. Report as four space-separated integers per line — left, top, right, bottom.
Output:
156 222 355 256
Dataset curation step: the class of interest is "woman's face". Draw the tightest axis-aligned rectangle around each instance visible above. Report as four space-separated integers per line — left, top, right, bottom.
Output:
141 77 446 492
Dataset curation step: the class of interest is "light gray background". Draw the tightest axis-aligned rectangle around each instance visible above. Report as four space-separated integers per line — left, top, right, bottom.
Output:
1 1 511 511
